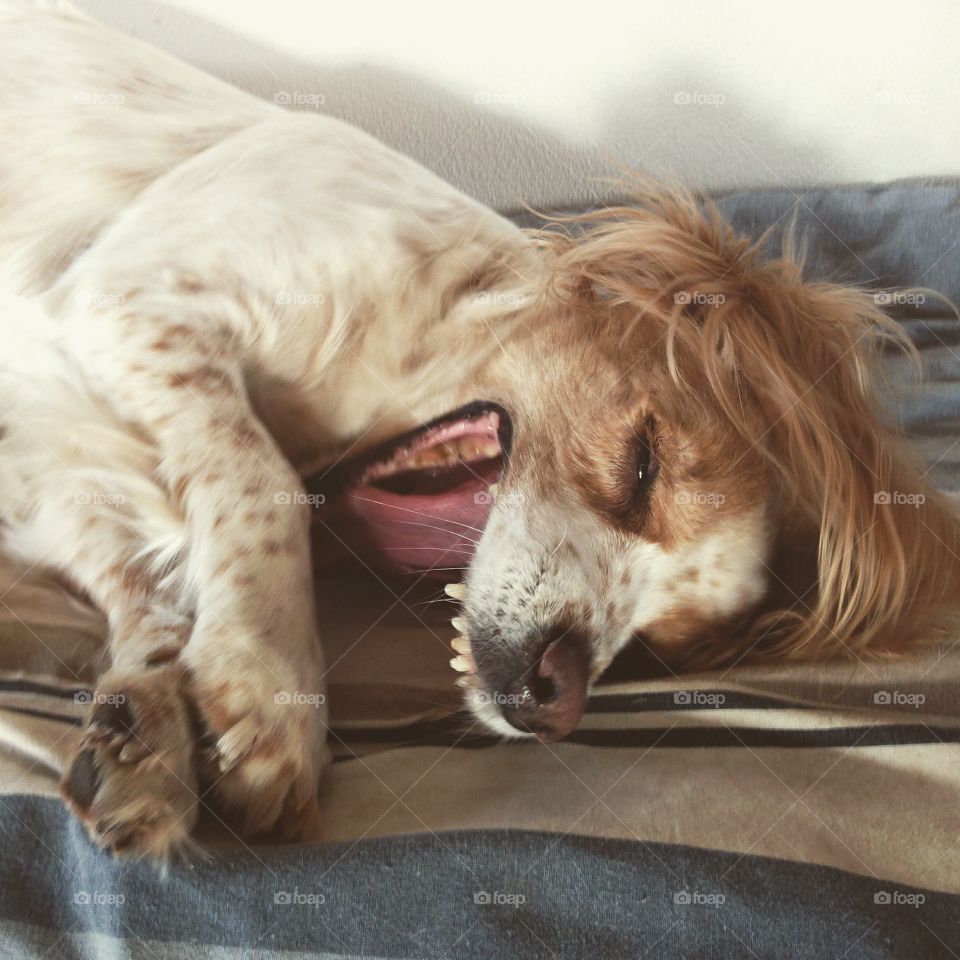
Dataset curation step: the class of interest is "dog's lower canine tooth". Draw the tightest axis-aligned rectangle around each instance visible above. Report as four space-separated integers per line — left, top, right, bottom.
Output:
444 583 466 601
451 616 467 634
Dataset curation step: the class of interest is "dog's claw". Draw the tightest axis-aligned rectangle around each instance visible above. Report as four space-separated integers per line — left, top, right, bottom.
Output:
215 715 261 774
61 667 198 858
444 583 466 601
451 616 468 635
117 740 151 764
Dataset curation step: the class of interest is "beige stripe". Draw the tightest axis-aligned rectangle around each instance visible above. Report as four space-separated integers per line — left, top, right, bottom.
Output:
576 706 960 730
0 709 77 798
301 738 960 894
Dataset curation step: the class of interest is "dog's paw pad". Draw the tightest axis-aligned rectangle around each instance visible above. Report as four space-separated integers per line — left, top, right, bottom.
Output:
61 670 198 857
85 697 138 750
63 748 102 812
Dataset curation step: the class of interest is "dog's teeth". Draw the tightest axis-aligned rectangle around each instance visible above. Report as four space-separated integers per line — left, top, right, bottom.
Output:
451 636 471 655
457 439 480 460
488 483 499 500
450 655 472 672
444 583 466 601
451 616 468 634
479 441 500 459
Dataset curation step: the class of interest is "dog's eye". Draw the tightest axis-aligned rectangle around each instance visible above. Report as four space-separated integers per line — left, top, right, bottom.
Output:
635 433 658 489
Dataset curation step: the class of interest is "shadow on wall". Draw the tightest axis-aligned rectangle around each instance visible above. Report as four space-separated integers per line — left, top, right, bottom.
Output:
78 0 842 210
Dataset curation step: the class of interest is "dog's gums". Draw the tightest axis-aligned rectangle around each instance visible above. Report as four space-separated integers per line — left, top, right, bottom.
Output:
310 404 507 577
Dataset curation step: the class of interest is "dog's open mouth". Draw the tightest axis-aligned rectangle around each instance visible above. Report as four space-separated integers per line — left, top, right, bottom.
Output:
307 402 509 578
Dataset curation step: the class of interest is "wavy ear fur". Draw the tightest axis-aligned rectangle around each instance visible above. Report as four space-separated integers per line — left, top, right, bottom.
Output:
537 189 960 662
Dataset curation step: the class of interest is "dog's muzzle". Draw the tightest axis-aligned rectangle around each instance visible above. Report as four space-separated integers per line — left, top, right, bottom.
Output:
473 625 590 741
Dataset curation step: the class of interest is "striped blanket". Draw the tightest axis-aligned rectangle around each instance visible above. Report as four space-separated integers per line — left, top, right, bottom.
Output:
2 183 959 958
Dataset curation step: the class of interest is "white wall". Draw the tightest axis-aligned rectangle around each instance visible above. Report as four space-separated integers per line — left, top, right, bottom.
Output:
77 0 960 210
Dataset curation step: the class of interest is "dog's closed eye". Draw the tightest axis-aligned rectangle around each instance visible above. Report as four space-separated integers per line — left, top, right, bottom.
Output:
634 426 658 490
632 416 661 504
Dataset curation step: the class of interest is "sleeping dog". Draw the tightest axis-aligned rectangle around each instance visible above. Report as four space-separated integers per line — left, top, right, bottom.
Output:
1 2 957 857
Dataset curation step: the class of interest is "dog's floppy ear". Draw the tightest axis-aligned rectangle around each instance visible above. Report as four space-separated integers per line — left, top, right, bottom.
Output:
701 271 960 660
538 189 960 660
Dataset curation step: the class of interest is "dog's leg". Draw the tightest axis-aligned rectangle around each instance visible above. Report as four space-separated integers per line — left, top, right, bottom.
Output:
1 464 199 856
69 583 198 858
55 296 328 840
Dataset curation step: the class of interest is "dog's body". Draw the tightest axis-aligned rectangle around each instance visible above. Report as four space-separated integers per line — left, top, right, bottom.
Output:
1 2 958 857
0 2 542 853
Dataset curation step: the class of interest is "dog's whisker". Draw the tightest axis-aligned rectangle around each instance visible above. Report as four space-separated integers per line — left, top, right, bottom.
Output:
349 497 487 535
389 522 482 546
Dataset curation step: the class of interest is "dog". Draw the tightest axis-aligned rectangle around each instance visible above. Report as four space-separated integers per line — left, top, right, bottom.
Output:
1 2 958 858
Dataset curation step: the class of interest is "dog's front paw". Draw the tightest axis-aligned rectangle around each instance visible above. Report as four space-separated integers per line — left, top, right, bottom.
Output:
189 660 326 840
61 665 198 858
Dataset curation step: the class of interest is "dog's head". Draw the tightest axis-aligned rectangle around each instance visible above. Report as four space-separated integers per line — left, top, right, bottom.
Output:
457 191 960 739
309 190 960 740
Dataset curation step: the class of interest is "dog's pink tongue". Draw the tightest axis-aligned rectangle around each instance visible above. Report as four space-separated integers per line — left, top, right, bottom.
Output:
311 472 497 578
310 406 503 579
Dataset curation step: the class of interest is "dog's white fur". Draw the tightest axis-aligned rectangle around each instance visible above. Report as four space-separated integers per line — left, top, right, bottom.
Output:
0 1 557 853
5 3 955 856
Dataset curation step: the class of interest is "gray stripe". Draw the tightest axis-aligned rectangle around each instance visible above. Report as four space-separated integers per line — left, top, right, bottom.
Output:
1 796 957 959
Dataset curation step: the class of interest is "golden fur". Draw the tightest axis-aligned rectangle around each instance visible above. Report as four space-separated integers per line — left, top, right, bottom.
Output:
533 189 960 667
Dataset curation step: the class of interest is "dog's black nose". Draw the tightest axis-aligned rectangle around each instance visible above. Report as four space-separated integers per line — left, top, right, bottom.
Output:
500 631 589 741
